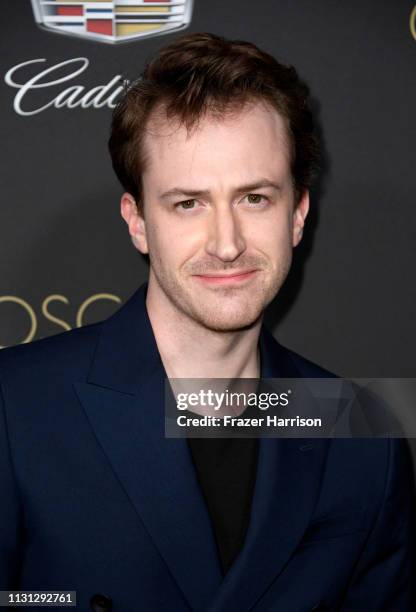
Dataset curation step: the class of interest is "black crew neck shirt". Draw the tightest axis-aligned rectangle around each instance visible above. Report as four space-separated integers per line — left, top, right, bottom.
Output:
187 435 259 575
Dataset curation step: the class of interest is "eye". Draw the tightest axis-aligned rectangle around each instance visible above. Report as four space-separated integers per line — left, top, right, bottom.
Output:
175 199 197 211
244 193 269 206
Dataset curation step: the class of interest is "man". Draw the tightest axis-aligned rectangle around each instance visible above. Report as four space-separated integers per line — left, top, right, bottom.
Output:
0 33 414 611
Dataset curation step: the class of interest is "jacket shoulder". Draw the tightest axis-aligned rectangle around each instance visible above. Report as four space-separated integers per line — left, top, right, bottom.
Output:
279 342 337 378
276 340 337 378
0 323 102 385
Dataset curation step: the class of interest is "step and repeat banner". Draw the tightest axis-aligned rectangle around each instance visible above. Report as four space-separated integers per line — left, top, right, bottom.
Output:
1 1 415 380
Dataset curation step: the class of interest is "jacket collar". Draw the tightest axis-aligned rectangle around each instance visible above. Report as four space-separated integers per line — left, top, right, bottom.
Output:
87 283 161 394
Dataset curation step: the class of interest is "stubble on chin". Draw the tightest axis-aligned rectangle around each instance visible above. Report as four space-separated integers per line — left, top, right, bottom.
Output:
177 273 286 333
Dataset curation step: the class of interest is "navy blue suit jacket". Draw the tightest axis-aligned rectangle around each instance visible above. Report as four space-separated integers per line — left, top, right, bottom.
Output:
0 284 414 611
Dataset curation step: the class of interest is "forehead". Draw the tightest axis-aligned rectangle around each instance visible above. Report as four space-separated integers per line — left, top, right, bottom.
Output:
142 101 292 189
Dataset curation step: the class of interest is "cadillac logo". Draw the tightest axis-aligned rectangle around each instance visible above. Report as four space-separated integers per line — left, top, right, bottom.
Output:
30 0 193 44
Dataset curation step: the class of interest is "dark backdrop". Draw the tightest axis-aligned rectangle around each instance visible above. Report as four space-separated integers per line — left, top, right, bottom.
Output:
1 4 415 383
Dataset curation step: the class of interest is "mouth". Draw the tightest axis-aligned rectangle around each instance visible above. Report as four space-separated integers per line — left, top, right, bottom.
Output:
192 270 259 285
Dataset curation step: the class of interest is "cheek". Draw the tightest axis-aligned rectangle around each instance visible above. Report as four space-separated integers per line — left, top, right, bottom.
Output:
144 219 170 262
261 235 292 267
245 213 292 254
146 217 203 266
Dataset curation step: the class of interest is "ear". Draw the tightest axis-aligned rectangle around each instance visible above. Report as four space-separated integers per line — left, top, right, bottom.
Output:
292 190 309 247
120 193 148 254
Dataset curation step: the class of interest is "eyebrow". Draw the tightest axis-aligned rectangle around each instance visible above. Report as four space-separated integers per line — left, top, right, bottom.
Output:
159 179 282 200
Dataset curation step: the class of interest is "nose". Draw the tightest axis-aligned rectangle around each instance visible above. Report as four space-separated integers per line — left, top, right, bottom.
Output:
205 204 246 262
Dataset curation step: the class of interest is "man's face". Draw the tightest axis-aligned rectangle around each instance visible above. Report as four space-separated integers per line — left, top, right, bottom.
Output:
122 100 309 332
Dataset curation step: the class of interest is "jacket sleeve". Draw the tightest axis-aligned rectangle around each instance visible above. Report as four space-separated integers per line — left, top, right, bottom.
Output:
0 377 23 588
340 438 416 611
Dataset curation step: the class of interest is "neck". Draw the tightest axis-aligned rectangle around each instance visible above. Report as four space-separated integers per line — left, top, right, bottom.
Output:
146 281 262 380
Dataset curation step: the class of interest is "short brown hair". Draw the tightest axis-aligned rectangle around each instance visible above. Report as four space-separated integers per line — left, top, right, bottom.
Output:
109 32 320 207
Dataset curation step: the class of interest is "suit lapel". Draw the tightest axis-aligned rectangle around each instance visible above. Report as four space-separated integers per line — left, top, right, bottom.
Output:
209 328 330 611
74 285 222 611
